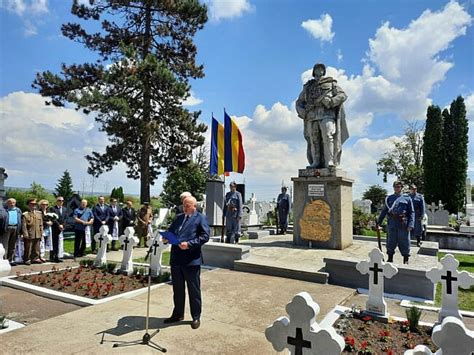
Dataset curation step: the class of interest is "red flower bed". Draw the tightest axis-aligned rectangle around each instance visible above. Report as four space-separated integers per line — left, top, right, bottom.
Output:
15 266 170 299
335 310 436 354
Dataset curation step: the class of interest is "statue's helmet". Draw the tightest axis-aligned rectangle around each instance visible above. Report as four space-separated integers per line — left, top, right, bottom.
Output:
312 63 326 77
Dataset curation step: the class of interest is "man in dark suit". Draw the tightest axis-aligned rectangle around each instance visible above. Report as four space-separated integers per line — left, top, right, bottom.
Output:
163 195 209 329
92 196 110 252
121 200 136 234
50 196 68 262
108 198 123 251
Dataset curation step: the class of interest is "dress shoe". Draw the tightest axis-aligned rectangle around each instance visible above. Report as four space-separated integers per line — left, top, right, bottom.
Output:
191 319 200 329
32 259 43 264
24 260 31 265
39 258 47 263
54 258 64 263
163 316 184 324
9 261 17 266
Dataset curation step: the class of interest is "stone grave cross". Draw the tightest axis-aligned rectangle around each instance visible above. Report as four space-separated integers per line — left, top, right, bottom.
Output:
119 227 139 275
426 254 474 322
404 316 474 355
146 230 169 277
0 243 11 277
356 248 398 317
265 292 344 355
94 225 112 267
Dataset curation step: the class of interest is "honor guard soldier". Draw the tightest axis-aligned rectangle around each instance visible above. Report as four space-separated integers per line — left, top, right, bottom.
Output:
376 181 415 264
409 184 426 247
224 182 243 244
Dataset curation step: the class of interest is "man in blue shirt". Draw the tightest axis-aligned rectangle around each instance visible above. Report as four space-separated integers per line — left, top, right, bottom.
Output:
1 198 22 265
409 184 426 247
163 196 209 330
377 181 415 264
73 199 94 257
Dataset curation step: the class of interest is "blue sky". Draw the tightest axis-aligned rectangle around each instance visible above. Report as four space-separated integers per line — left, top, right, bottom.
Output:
0 0 473 201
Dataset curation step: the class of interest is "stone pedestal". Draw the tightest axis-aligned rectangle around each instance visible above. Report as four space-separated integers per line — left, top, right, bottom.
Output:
292 175 353 249
205 179 224 226
0 167 7 204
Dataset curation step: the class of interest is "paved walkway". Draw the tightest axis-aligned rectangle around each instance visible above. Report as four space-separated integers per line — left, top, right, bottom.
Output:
0 269 354 354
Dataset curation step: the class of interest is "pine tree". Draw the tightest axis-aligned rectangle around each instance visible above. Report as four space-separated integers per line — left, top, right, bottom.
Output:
423 105 444 204
362 185 388 213
33 0 208 203
55 170 74 201
442 96 468 212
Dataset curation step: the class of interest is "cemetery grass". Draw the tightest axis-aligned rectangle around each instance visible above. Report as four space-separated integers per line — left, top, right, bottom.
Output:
336 314 435 354
14 265 170 300
360 228 387 238
133 251 170 265
435 253 474 311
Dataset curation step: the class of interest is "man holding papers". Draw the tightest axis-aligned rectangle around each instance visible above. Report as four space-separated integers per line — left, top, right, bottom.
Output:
162 195 209 329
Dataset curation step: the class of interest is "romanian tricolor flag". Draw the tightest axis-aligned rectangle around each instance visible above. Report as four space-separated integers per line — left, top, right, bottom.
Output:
210 116 225 175
224 111 245 173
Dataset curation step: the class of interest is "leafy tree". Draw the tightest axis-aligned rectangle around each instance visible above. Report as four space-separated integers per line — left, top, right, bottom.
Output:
161 160 206 207
376 122 424 190
442 96 468 212
33 0 208 203
362 185 388 213
110 186 124 202
55 170 74 201
423 105 444 204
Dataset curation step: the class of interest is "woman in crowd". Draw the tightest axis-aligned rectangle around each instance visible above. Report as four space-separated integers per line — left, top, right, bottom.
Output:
73 199 94 258
39 199 52 262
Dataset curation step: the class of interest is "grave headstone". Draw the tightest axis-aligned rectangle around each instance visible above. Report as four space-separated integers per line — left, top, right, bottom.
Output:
146 230 169 277
356 248 398 316
460 178 474 233
0 244 11 277
353 199 372 215
426 202 449 227
153 208 170 228
265 292 345 355
404 316 474 355
248 193 259 225
119 227 139 275
426 254 474 322
93 225 112 267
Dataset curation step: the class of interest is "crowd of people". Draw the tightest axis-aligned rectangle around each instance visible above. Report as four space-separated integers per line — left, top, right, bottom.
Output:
0 196 155 266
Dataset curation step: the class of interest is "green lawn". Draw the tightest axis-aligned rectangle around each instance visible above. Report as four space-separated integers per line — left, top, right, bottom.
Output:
360 228 387 238
436 253 474 311
133 251 170 266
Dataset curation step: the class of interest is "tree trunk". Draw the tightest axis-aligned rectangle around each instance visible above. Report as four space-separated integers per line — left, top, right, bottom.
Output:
140 1 152 204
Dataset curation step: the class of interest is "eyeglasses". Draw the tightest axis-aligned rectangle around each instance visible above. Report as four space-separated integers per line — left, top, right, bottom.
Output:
57 199 64 202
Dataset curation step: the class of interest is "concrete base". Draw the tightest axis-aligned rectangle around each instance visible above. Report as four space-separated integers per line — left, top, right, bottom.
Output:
201 243 250 269
292 175 353 249
418 241 439 256
323 257 436 300
234 260 328 284
459 225 474 233
0 319 25 334
248 230 270 239
426 229 474 250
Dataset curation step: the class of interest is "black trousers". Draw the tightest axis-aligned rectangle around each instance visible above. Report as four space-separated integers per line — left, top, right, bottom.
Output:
170 265 201 320
51 227 61 259
74 230 86 257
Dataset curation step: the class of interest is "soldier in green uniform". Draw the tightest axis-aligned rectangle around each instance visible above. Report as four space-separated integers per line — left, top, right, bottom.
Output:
21 198 44 265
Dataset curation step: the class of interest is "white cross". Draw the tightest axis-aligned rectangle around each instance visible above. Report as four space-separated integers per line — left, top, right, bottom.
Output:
265 292 344 355
147 229 169 277
0 243 11 278
93 225 112 267
356 248 398 317
119 227 139 275
426 254 474 322
404 316 474 355
152 208 170 228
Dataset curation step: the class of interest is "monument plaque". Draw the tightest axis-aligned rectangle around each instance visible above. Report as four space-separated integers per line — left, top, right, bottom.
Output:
308 184 324 197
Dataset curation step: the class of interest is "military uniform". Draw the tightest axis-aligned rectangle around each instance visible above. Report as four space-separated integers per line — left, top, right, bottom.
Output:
377 193 415 261
136 205 153 247
224 190 243 244
409 192 426 246
22 210 43 264
277 192 290 234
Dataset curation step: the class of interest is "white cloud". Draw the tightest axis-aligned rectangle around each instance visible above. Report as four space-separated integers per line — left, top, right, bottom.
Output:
0 91 158 196
0 0 48 36
207 0 253 21
301 13 335 43
182 91 203 107
465 93 474 122
337 49 343 63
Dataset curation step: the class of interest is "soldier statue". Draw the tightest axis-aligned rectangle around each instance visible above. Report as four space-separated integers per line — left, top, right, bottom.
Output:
296 63 349 169
376 181 415 264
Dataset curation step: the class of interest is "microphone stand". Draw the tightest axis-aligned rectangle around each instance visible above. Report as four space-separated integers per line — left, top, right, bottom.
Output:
104 251 166 352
